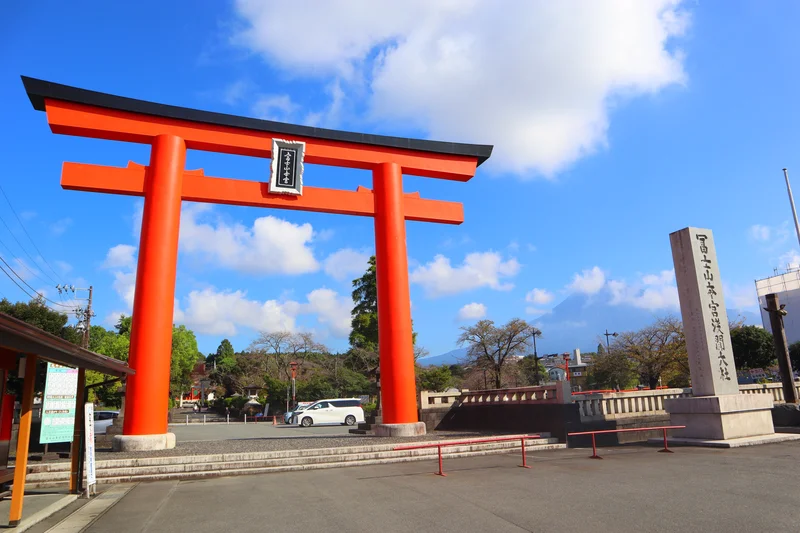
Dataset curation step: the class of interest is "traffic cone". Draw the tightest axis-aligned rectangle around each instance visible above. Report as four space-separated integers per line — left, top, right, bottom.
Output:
273 415 277 426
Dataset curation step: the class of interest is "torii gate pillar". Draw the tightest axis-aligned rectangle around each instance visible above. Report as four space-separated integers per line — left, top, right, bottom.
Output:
372 162 422 435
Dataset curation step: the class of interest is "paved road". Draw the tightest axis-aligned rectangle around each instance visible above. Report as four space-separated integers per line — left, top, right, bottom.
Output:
46 441 800 533
168 422 354 441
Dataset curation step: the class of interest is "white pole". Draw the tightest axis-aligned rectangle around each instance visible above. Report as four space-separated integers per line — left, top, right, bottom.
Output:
186 414 189 425
203 414 206 425
784 168 800 252
227 414 229 425
244 414 247 424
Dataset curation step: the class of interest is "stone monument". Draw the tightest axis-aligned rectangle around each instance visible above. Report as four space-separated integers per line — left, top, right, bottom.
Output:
663 227 798 446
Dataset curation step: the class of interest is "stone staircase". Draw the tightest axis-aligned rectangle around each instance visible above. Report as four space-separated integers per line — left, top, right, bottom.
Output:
23 434 563 488
349 413 382 435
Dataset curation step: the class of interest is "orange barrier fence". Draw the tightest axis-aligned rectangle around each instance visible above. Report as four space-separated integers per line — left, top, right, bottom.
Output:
394 434 541 476
567 425 686 459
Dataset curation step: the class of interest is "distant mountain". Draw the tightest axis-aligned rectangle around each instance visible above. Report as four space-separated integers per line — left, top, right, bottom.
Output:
422 288 762 365
418 348 468 367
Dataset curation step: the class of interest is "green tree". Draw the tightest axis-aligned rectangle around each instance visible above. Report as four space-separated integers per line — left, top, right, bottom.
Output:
347 255 423 376
616 316 687 389
457 319 539 388
790 342 800 373
0 298 81 344
730 325 775 369
597 343 606 355
517 354 548 385
170 325 202 399
586 351 638 390
417 366 453 392
213 339 236 373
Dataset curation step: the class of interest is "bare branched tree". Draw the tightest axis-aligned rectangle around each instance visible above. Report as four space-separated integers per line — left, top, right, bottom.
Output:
457 318 539 388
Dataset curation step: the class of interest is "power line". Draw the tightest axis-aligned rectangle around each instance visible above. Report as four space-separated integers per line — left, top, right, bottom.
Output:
0 267 74 316
0 253 75 309
0 234 55 288
0 213 60 285
0 184 65 284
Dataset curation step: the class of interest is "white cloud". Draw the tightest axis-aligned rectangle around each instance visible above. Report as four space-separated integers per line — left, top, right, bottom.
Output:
11 258 38 282
641 269 675 286
525 307 552 317
20 211 36 221
725 283 756 311
779 250 800 270
177 288 297 337
607 270 679 311
526 288 554 305
103 244 137 269
303 288 353 337
749 224 771 242
457 302 487 321
54 260 72 274
568 267 606 295
112 270 136 309
251 94 299 122
232 0 689 176
179 204 319 275
508 241 520 252
410 251 520 297
323 248 370 281
174 286 353 338
222 79 254 106
51 218 72 236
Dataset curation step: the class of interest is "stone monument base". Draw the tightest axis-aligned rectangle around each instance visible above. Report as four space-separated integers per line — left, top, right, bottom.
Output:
112 433 176 452
664 394 775 441
648 432 800 448
375 422 426 437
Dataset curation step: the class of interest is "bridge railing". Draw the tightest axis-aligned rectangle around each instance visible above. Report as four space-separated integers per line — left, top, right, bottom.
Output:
574 388 692 422
457 382 572 406
738 382 800 403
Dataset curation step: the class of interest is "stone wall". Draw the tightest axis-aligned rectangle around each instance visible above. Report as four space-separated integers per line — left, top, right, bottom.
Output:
434 402 583 441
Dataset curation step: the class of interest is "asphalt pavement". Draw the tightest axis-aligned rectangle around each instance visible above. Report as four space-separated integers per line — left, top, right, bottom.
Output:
38 441 800 533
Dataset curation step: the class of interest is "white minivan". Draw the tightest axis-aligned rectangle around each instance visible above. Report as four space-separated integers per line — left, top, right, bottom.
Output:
293 398 365 427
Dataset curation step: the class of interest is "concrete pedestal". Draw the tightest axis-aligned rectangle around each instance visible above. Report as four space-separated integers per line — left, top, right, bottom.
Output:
664 394 775 441
112 433 176 452
375 422 426 437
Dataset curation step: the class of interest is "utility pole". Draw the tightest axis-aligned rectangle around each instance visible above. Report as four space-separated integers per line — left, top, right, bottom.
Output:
81 286 93 349
603 329 618 353
783 169 800 250
765 293 798 404
532 329 541 385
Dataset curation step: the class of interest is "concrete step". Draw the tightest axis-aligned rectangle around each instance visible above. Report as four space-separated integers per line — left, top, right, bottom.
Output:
25 440 564 487
24 433 552 474
26 438 558 482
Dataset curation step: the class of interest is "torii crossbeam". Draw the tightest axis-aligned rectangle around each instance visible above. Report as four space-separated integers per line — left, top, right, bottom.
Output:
22 76 492 450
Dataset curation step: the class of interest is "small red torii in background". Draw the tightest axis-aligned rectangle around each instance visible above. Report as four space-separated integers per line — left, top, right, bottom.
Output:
22 76 492 449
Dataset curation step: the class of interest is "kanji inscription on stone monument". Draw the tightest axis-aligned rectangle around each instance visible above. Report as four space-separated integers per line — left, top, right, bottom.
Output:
670 227 739 396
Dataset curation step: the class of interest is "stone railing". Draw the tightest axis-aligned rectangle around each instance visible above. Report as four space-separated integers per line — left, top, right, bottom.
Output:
739 382 800 403
457 383 572 406
574 388 692 422
419 390 465 410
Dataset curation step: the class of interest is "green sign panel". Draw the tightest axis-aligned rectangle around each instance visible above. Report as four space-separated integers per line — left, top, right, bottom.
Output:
39 363 78 444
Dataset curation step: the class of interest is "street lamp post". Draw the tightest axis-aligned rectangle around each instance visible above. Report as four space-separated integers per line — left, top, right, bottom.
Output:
603 329 618 354
289 362 298 408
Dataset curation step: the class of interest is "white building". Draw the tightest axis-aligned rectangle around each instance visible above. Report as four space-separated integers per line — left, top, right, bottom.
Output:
755 269 800 344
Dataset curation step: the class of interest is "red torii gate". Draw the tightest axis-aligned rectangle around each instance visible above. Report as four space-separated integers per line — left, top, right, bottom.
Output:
22 76 492 450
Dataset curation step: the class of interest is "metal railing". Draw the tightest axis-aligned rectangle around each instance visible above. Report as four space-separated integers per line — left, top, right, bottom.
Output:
394 434 541 476
567 425 686 459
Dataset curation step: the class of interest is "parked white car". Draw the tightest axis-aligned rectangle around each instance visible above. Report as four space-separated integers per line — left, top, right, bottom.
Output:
93 410 119 435
293 399 364 427
284 401 314 424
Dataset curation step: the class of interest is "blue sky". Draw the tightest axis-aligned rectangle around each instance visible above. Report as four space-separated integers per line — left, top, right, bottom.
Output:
1 1 800 358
